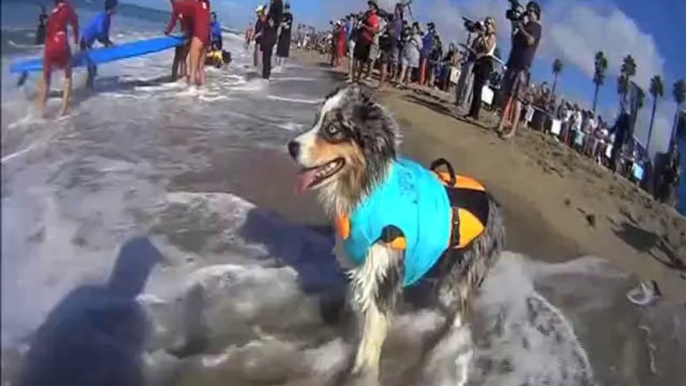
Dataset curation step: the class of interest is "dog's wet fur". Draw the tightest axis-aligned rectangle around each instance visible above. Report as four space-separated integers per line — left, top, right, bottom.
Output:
289 85 505 386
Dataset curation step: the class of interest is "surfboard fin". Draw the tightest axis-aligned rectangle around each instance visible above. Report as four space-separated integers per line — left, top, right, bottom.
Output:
17 71 29 87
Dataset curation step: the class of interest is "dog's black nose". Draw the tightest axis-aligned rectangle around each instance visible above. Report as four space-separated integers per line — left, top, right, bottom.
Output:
287 140 300 159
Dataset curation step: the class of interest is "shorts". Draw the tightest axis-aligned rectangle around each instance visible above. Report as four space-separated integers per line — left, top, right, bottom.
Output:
501 66 530 103
379 39 398 64
44 33 71 70
353 40 371 62
348 40 356 57
401 48 419 69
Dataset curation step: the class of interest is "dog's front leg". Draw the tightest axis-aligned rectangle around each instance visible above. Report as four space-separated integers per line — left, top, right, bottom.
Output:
348 229 405 383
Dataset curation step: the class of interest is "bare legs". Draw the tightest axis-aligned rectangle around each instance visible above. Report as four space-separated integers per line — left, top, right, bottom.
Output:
61 67 72 116
187 37 206 87
172 45 189 81
198 45 207 85
37 68 51 116
37 66 72 116
497 95 522 139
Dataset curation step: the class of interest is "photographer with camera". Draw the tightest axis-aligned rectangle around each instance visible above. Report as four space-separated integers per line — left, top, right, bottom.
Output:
497 0 542 139
463 16 497 121
453 18 481 109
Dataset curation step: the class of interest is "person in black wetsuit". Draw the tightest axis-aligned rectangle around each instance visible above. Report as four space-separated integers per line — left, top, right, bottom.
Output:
275 2 293 67
36 5 48 45
261 0 283 80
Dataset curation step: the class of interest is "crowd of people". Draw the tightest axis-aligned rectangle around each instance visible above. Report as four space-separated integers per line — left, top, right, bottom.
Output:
295 0 681 206
300 0 543 134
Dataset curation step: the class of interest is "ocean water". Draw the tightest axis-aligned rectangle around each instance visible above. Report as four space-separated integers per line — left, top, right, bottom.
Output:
1 2 684 386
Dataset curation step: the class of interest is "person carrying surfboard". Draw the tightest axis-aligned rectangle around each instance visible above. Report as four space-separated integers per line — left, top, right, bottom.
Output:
187 0 211 87
165 0 195 81
80 0 118 90
38 0 79 116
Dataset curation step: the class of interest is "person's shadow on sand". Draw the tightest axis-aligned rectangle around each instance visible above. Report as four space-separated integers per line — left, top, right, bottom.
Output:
611 216 686 275
17 237 165 386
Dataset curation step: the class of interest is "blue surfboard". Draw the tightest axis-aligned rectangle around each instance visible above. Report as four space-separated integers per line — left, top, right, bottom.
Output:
10 35 186 74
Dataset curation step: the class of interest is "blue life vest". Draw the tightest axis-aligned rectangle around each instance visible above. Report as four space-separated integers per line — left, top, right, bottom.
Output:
342 158 452 286
81 12 111 47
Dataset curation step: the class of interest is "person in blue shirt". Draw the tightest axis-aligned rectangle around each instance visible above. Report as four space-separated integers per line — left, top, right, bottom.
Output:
210 12 223 51
80 0 118 90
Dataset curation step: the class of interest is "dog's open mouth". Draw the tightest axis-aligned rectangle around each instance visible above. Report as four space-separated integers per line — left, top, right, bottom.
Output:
296 158 345 192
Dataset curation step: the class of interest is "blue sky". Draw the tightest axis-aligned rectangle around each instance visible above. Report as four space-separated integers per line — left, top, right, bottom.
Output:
127 0 684 155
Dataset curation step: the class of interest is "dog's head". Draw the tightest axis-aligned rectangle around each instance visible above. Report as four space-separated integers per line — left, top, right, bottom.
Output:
287 85 400 215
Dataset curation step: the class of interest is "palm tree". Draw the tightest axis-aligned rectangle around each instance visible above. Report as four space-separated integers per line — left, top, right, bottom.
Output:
617 54 637 111
592 51 608 113
646 75 664 153
551 59 563 97
671 79 686 143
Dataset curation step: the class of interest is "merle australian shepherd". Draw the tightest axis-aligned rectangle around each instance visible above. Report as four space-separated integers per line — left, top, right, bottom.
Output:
288 85 505 386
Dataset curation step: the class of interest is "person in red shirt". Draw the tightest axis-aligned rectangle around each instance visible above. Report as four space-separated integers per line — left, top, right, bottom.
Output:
187 0 211 86
352 0 379 83
164 0 195 81
38 0 79 116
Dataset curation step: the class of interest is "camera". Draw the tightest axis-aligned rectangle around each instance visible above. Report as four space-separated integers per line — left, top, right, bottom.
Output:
462 17 484 33
505 0 525 22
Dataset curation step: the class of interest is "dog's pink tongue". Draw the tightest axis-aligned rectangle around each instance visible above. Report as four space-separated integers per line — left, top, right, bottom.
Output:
295 169 318 194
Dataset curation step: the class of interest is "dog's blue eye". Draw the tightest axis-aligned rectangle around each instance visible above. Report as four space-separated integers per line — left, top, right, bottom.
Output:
325 125 340 136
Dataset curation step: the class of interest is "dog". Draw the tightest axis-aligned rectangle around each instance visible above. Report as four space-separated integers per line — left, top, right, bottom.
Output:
287 85 505 385
205 49 232 68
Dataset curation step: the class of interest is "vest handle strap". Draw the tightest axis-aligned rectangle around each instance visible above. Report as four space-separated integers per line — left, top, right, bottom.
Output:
430 158 456 186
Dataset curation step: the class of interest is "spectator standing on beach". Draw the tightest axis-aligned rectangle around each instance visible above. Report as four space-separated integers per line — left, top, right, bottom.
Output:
427 34 443 88
261 0 283 80
464 16 496 121
419 22 436 85
378 4 403 89
252 6 266 68
398 22 422 86
454 21 483 110
365 15 386 81
346 14 358 80
497 1 542 139
275 2 293 67
244 22 254 50
352 1 380 83
440 42 458 91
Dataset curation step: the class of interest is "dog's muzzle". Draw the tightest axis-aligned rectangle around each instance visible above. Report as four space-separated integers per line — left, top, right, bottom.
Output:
287 140 300 160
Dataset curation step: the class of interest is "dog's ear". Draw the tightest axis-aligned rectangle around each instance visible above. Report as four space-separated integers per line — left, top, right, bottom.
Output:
347 84 378 108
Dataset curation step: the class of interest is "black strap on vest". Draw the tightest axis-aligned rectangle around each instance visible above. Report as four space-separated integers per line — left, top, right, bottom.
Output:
430 158 456 186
